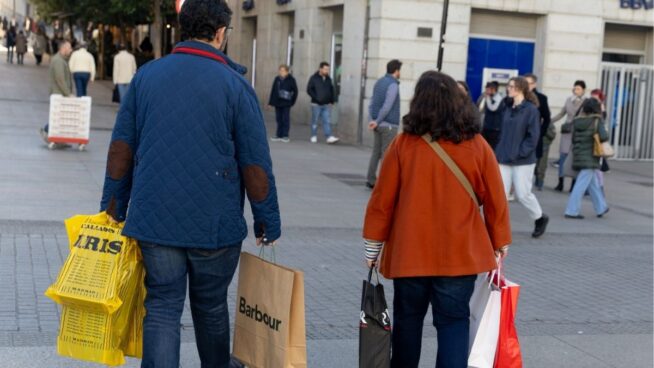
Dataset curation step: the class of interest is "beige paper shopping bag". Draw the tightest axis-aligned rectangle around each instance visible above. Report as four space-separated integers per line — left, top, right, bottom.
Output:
233 252 307 368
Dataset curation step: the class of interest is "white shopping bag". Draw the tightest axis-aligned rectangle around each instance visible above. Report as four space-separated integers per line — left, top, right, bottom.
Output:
468 272 501 368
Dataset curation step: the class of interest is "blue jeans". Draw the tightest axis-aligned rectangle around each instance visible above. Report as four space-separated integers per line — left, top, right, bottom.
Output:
558 152 568 178
310 104 332 137
565 169 608 216
73 72 90 97
391 275 477 368
117 83 130 103
139 242 242 368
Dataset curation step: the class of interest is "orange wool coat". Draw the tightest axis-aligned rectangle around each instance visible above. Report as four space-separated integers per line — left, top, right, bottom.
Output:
363 133 512 278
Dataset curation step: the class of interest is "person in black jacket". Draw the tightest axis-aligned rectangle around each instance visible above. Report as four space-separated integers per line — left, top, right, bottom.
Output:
268 64 298 143
306 62 339 144
495 77 549 238
525 74 552 190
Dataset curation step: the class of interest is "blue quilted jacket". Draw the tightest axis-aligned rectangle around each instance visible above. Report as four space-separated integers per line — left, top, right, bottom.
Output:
100 41 281 249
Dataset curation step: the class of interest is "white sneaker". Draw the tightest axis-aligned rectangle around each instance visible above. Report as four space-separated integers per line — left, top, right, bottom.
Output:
271 137 282 142
310 136 318 143
508 193 516 202
326 136 340 144
280 137 290 143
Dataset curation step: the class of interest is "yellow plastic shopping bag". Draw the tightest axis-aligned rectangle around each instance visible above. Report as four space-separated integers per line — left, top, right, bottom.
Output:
56 265 145 366
46 212 147 366
45 212 140 313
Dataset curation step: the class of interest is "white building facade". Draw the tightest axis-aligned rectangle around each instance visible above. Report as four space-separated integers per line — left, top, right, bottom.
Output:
0 0 30 21
227 0 654 158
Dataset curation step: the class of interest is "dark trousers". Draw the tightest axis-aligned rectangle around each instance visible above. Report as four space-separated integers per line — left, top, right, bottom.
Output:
366 126 398 185
73 72 91 97
275 106 291 138
17 52 24 64
35 54 43 65
6 46 14 63
139 242 241 368
392 275 477 368
482 129 500 150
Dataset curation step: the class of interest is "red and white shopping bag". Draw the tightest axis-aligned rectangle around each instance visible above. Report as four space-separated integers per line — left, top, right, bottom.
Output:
494 261 523 368
468 271 501 368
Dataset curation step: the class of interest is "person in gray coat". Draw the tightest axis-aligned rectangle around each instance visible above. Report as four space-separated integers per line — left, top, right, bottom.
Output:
552 80 586 192
15 30 27 65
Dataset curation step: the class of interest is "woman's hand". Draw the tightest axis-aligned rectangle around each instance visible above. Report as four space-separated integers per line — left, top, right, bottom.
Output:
366 260 377 269
495 245 509 258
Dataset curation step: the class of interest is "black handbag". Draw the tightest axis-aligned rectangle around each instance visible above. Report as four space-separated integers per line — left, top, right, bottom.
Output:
359 268 391 368
112 86 120 103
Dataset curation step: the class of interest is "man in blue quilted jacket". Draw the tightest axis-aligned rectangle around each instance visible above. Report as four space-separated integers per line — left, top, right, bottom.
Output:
99 1 281 367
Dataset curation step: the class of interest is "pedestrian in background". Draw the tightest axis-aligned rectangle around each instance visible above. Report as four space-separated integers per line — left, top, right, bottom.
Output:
564 98 610 219
40 40 73 142
15 30 27 65
365 59 402 189
268 64 298 143
457 80 474 102
33 28 47 65
479 81 504 150
525 73 551 190
101 1 281 367
112 44 137 102
495 76 550 238
69 44 96 97
590 89 610 187
307 61 339 144
5 26 16 63
552 80 587 192
363 71 511 367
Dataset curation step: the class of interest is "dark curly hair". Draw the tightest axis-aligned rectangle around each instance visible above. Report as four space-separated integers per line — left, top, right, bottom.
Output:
402 71 480 143
179 0 233 42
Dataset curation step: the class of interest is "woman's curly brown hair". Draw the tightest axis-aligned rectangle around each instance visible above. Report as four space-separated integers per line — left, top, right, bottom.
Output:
402 71 480 143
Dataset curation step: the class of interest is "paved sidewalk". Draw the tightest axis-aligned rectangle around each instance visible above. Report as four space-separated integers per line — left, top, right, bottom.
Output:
0 53 652 367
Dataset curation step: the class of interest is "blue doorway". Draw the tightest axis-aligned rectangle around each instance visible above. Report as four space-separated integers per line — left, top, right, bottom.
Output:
466 38 535 102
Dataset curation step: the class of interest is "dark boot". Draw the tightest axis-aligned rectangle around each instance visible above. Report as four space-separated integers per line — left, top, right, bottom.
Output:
569 179 576 193
554 177 564 192
532 214 549 238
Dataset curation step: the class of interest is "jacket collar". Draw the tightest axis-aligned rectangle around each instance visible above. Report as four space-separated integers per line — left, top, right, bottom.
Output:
173 40 247 75
385 73 400 84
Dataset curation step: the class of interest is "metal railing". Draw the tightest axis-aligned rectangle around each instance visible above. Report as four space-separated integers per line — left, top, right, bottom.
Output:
600 63 654 160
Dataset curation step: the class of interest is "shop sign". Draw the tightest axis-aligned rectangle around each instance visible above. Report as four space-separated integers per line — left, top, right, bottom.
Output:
620 0 653 9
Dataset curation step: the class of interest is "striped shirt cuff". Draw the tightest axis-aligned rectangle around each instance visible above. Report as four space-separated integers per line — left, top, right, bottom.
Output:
364 239 383 262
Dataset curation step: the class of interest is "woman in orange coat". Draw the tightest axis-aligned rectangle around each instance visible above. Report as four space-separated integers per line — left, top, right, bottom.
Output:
363 71 512 368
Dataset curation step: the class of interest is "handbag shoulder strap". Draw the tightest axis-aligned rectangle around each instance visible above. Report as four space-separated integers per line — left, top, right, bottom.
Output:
421 134 479 207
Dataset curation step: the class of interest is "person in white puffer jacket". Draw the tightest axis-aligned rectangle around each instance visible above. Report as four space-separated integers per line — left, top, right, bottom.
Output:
68 44 96 97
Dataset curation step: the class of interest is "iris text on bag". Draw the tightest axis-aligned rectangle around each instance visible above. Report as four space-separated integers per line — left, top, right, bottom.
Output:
239 297 283 331
72 234 123 255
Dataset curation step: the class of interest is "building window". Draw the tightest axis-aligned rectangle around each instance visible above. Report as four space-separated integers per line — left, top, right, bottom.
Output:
602 53 643 64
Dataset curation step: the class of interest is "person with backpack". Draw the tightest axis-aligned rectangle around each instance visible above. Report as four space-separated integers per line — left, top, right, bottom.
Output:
268 64 298 143
564 98 610 219
363 71 511 367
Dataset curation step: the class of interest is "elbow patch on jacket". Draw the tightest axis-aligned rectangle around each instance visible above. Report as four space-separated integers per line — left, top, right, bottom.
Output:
242 165 269 203
107 140 133 180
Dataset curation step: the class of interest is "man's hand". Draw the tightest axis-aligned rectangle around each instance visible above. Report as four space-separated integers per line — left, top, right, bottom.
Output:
368 121 378 131
106 214 119 225
256 237 277 247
